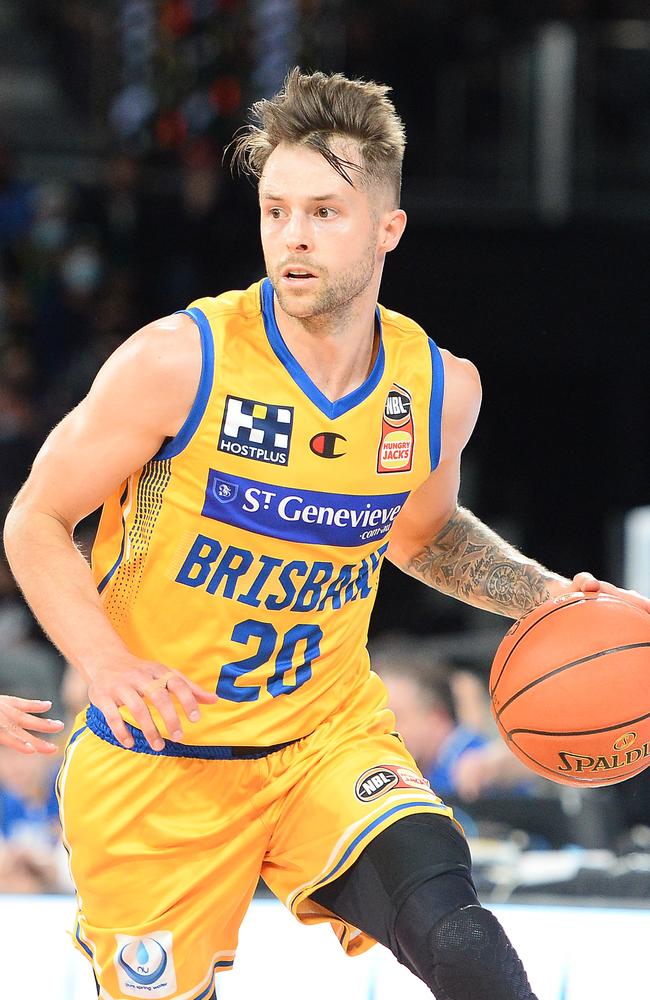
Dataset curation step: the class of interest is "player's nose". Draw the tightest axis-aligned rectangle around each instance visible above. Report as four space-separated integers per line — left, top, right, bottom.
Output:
284 212 312 252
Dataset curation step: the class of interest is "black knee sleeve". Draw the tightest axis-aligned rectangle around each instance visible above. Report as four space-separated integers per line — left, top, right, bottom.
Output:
399 903 538 1000
312 813 476 950
312 813 537 999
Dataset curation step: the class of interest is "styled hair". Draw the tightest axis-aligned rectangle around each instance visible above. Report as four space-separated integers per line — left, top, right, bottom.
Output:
230 67 406 206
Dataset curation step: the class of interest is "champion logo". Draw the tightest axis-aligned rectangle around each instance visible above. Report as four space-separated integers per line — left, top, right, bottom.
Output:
309 432 347 459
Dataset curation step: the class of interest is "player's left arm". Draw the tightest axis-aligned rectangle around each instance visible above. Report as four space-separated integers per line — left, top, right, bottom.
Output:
388 350 650 618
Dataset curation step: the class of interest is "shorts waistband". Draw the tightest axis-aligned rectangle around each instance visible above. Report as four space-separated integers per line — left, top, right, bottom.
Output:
85 704 300 760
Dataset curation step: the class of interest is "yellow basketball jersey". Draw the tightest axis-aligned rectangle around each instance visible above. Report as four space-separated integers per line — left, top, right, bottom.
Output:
91 279 444 745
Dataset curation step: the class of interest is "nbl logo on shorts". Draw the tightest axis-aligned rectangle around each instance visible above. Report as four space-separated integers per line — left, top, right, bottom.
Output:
114 931 177 997
218 395 294 466
354 765 432 802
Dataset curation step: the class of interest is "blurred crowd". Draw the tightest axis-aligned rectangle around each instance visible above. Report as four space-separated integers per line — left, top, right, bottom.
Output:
2 0 650 894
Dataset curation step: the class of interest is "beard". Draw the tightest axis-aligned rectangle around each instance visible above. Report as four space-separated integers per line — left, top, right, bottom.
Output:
266 242 377 322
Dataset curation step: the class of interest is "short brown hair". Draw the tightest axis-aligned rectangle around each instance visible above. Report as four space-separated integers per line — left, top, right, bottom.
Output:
230 67 406 206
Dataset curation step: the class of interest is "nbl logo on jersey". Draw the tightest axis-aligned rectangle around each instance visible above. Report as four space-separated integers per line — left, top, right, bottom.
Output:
377 384 414 474
218 395 294 465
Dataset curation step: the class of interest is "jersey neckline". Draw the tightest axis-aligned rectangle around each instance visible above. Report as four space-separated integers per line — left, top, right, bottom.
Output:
260 277 385 421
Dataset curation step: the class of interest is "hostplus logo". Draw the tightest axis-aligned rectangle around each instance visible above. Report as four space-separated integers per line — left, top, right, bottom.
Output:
218 395 294 466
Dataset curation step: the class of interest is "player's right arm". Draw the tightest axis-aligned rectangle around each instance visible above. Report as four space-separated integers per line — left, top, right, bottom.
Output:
3 314 218 751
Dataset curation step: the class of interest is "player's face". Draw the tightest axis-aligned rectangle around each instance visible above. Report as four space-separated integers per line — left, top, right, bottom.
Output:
259 141 402 321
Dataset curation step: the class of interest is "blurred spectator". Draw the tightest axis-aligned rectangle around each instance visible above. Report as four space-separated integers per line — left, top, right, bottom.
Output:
60 661 88 731
0 145 34 250
372 635 535 801
0 658 69 893
372 635 491 798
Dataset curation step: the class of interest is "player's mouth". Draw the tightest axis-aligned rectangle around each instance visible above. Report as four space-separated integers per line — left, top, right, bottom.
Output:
281 265 318 285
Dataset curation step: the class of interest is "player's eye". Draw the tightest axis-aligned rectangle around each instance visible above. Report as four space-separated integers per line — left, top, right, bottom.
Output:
315 207 335 219
268 207 284 219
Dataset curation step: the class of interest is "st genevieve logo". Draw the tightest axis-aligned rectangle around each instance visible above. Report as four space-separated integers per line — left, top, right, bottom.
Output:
557 732 650 776
377 384 414 474
354 764 431 802
310 432 346 459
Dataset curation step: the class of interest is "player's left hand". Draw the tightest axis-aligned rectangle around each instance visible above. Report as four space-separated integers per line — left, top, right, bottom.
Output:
570 572 650 615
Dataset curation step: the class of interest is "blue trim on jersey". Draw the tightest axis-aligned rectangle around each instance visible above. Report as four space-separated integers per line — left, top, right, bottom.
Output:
155 307 215 460
427 337 444 470
260 278 385 420
97 481 129 595
311 799 448 891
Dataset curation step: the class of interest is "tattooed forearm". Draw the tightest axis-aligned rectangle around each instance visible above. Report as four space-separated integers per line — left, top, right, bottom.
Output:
407 507 567 617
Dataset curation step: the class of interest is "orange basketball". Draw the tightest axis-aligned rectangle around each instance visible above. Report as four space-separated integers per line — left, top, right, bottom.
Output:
490 592 650 787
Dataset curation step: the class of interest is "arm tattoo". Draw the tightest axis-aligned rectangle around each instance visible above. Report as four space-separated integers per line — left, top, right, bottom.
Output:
407 506 565 617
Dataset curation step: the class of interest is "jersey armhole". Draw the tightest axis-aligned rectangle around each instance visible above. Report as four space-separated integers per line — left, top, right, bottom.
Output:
154 307 215 460
427 337 445 471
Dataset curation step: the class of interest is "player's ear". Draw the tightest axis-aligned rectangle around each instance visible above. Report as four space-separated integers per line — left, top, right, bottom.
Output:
378 209 407 254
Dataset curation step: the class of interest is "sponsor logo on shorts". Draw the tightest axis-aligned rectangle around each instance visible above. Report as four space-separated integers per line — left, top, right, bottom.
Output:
115 931 177 997
395 766 432 791
355 765 432 802
202 469 408 547
377 384 414 474
309 431 347 459
218 395 294 466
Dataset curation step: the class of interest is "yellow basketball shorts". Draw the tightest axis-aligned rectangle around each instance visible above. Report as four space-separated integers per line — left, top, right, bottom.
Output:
57 703 456 1000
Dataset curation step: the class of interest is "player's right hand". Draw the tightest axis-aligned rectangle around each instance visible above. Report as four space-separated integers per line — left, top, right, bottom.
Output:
0 696 65 754
87 657 219 751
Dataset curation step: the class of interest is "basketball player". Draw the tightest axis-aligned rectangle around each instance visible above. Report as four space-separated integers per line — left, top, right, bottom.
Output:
4 69 649 1000
0 695 63 754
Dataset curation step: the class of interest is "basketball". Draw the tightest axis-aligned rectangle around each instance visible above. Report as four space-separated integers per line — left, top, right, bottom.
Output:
490 592 650 787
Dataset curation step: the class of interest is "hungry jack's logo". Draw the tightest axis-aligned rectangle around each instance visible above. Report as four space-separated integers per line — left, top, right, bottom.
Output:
377 384 414 474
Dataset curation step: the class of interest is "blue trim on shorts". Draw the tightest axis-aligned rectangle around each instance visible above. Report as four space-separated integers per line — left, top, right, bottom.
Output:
75 921 93 959
427 337 445 470
154 307 215 460
55 723 87 800
192 960 234 1000
261 278 385 420
86 704 299 760
314 799 448 889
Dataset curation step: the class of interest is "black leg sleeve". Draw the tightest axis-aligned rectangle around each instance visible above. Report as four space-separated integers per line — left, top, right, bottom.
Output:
312 813 538 999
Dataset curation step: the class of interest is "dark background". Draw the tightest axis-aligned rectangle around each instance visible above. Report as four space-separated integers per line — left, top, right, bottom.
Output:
0 0 649 858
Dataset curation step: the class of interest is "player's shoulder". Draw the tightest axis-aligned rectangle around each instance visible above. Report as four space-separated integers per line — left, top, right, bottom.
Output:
378 302 431 345
88 311 203 432
440 348 481 395
378 303 480 388
187 281 263 322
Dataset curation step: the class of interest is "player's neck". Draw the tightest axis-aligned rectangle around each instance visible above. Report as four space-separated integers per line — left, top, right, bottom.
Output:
273 291 379 404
